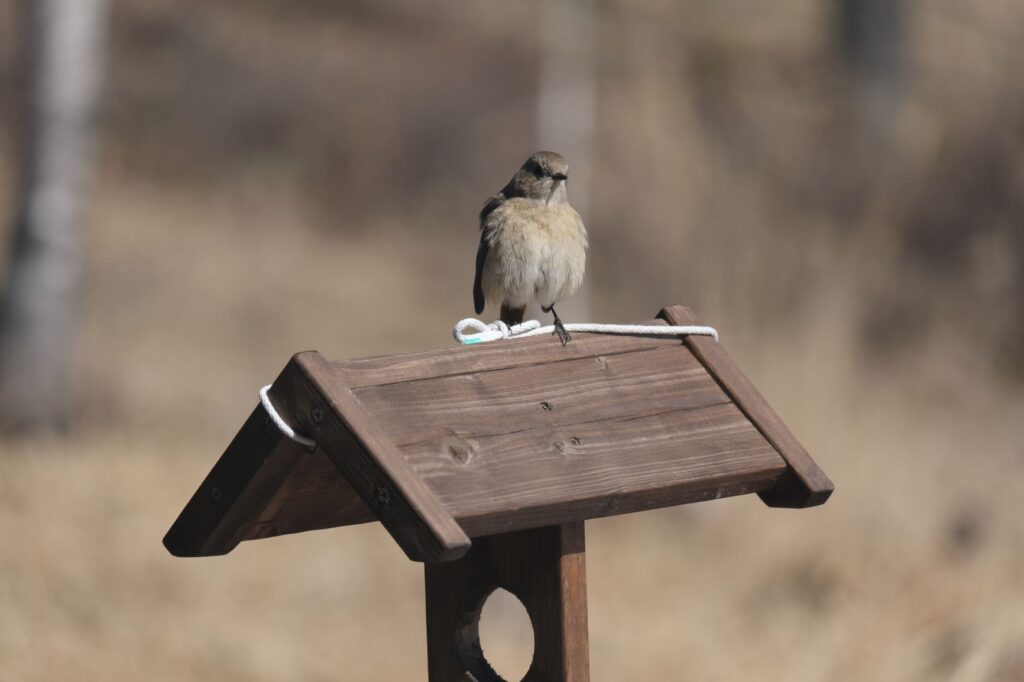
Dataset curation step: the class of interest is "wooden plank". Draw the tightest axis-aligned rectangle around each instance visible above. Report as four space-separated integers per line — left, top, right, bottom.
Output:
163 363 314 557
167 307 824 554
288 351 471 563
190 343 787 548
352 345 725 448
241 452 375 542
412 403 785 537
229 402 783 543
336 320 680 389
425 522 589 681
659 305 834 508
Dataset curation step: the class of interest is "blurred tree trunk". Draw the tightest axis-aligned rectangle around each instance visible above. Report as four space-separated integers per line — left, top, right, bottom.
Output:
837 0 907 137
536 0 597 320
0 0 107 433
829 0 909 231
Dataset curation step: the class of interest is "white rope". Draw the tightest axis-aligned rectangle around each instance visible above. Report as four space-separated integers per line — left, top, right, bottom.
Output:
259 384 316 448
453 318 718 345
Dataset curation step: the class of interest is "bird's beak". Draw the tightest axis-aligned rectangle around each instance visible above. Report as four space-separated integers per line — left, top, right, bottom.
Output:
552 173 568 182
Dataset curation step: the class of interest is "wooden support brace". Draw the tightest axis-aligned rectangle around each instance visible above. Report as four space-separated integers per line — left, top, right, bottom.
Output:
425 522 589 682
163 367 314 557
285 351 471 562
659 305 834 507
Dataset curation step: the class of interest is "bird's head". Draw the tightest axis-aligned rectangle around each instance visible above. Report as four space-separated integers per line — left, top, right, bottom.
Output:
510 151 570 205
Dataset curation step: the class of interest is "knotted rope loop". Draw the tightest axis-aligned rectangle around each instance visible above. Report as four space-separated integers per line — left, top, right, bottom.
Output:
453 318 719 345
453 318 542 344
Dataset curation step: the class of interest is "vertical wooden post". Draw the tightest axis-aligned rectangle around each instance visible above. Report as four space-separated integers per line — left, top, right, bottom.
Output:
425 522 589 682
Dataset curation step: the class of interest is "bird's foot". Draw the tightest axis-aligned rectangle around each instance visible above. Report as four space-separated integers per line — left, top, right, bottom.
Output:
540 303 573 342
554 319 571 345
545 305 571 345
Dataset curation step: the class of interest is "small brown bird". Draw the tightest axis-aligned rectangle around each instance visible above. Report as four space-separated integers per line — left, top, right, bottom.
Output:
472 151 588 344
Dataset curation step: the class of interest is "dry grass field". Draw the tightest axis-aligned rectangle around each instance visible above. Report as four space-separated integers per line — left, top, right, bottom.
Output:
1 1 1023 680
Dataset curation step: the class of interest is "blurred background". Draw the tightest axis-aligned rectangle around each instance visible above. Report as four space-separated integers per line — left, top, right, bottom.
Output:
1 0 1022 679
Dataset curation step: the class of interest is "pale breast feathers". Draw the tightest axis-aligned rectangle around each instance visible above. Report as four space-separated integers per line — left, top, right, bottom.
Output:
478 199 587 309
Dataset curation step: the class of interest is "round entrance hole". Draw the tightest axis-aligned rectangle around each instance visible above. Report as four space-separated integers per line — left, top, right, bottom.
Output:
478 588 534 680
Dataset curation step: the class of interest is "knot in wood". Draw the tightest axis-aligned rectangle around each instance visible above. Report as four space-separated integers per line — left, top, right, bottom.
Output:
448 445 471 465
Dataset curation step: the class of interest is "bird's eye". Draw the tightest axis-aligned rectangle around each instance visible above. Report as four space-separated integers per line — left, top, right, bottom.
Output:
531 162 544 177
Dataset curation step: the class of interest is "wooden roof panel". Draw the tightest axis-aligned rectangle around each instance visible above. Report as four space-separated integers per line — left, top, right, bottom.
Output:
352 345 724 449
163 306 832 563
419 402 784 537
335 322 683 389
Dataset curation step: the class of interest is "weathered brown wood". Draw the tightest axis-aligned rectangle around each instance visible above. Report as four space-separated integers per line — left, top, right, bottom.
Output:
350 342 784 536
242 452 375 542
425 522 589 682
169 339 790 552
287 351 471 563
163 364 315 557
336 321 679 389
167 305 830 556
438 404 784 537
164 303 833 682
659 305 835 507
353 345 721 448
222 402 782 542
228 405 782 542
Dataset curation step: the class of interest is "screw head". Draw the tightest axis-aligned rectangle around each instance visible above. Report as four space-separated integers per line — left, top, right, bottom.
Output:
311 406 325 424
211 487 223 501
540 401 552 411
376 487 391 508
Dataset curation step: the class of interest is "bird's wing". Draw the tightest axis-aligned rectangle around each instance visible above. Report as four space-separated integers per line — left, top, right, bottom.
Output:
473 235 489 314
478 191 506 224
473 192 508 314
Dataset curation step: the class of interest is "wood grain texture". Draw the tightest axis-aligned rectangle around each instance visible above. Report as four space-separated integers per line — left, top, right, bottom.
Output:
242 452 375 542
166 305 830 557
217 400 782 543
358 341 787 536
432 404 784 537
336 322 680 389
425 522 589 681
288 351 471 563
353 345 718 447
659 305 834 507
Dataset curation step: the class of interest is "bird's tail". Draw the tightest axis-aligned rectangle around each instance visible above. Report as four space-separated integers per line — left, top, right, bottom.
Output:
500 304 526 326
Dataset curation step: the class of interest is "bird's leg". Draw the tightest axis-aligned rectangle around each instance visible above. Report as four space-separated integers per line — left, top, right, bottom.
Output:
543 304 571 345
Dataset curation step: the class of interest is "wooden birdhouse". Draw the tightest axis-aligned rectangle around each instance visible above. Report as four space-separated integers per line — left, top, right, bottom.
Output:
164 305 832 681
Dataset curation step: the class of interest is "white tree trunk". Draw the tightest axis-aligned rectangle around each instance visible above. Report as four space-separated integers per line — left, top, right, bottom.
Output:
0 0 107 432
